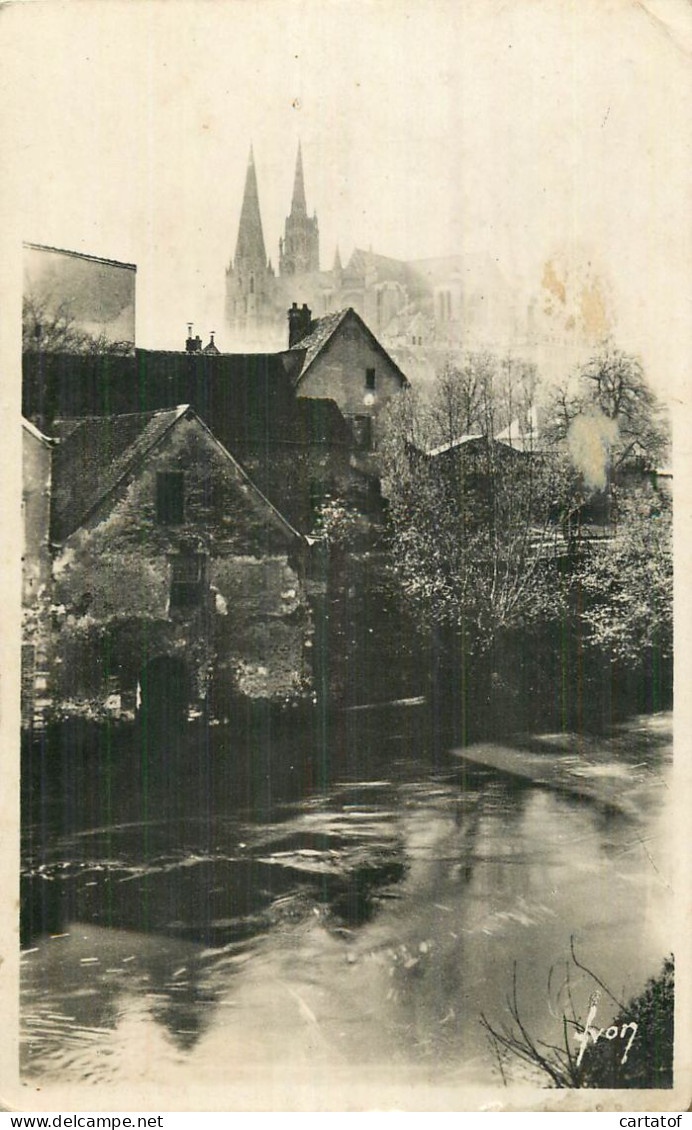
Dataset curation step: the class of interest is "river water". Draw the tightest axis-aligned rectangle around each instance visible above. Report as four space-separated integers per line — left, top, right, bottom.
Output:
20 708 673 1098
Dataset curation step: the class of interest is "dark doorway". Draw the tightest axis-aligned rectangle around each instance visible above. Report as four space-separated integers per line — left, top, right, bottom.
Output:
139 656 191 733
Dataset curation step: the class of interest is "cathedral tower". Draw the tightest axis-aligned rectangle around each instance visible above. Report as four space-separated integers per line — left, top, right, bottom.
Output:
225 147 276 346
279 143 320 277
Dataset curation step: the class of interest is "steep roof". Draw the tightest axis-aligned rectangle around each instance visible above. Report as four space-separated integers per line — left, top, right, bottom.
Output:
288 309 349 379
52 406 188 542
134 348 300 447
288 307 409 388
345 248 411 286
52 405 303 545
495 407 541 452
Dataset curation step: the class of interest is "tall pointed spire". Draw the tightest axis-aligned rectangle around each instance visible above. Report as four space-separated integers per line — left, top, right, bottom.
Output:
290 142 307 216
234 145 267 264
279 141 319 277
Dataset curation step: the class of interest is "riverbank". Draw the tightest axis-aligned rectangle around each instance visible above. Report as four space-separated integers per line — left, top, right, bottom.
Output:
454 713 671 817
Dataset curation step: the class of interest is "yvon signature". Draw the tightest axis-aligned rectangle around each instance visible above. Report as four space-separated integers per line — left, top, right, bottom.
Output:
574 993 638 1066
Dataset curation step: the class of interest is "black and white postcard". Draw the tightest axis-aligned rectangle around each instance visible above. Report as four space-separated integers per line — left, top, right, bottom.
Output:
1 0 690 1113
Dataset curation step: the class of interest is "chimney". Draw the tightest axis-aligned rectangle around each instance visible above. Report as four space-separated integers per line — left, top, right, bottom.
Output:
186 323 202 353
287 301 312 348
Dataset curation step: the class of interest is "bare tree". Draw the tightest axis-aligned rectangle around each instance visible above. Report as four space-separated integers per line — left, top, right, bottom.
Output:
428 354 490 445
23 292 132 356
480 942 674 1090
543 341 669 467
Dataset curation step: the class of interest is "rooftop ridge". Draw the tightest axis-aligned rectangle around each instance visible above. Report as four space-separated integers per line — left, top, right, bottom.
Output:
23 241 137 271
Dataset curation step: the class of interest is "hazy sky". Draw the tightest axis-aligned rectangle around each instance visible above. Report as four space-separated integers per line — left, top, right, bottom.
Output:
2 0 690 391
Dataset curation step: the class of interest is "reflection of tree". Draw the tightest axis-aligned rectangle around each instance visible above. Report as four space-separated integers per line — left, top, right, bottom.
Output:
21 931 219 1076
147 959 220 1051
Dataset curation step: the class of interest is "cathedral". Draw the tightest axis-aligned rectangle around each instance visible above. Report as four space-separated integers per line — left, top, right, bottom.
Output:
225 144 348 350
224 144 520 358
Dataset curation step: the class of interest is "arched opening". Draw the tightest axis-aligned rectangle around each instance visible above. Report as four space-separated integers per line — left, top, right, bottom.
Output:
138 655 191 732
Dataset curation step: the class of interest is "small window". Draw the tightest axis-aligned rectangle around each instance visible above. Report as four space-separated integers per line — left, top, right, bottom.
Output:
365 368 376 391
350 415 373 452
170 554 205 609
156 472 184 524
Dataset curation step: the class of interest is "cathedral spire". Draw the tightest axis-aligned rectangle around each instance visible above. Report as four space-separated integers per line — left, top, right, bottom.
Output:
290 142 307 216
234 145 267 265
279 141 319 276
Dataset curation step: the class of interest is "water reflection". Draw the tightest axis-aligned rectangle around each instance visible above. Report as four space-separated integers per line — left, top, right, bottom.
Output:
21 710 673 1090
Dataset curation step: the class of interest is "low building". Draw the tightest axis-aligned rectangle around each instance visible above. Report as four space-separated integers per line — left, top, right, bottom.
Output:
50 406 314 724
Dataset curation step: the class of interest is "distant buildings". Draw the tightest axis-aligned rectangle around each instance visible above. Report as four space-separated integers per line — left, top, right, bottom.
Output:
223 146 520 361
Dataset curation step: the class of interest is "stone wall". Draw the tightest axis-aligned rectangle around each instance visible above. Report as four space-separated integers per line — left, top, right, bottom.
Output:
22 423 54 728
51 414 314 722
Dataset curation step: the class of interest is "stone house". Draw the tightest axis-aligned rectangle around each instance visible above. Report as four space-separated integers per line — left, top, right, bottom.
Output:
50 405 314 724
287 305 409 457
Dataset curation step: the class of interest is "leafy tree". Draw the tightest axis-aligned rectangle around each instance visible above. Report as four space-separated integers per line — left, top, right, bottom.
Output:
310 496 369 551
381 350 670 726
384 432 577 656
380 355 579 660
577 489 673 664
